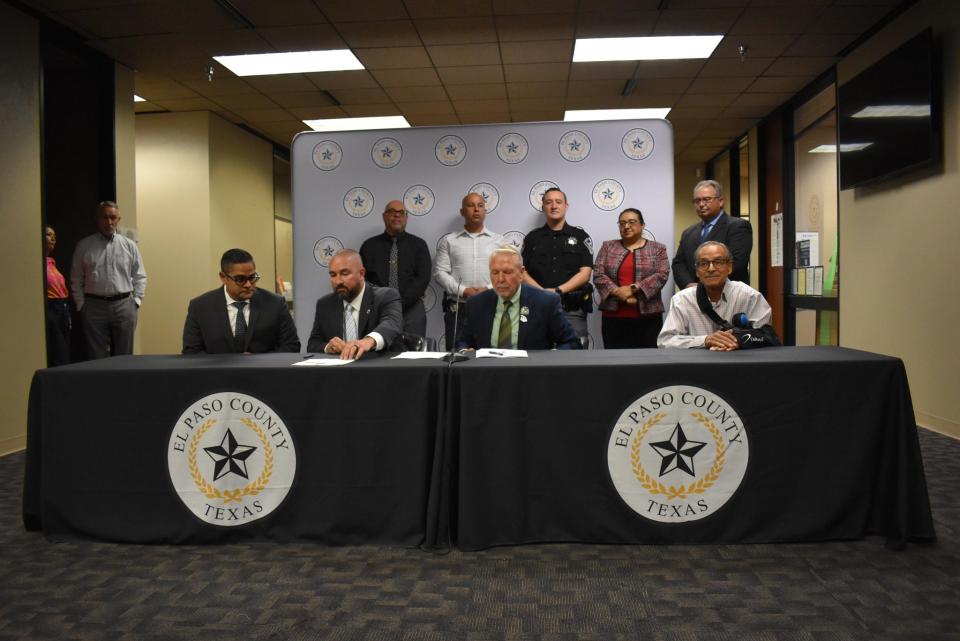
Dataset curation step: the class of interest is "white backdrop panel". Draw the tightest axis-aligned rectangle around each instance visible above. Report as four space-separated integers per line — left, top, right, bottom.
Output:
292 119 674 349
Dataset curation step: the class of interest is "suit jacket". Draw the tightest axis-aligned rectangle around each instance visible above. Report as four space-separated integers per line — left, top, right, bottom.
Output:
672 212 753 289
456 285 580 350
306 284 403 353
182 287 300 354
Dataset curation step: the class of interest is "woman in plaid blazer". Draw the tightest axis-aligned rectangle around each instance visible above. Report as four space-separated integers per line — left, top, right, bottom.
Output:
593 208 670 348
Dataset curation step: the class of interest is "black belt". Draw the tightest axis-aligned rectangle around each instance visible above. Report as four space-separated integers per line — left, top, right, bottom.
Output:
86 292 131 302
47 298 69 305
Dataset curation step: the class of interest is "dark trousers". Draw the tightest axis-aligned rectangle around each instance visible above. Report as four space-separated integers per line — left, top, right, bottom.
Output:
45 299 71 367
601 314 663 349
402 299 426 338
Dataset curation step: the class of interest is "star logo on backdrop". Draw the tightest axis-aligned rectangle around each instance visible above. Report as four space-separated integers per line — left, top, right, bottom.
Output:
381 146 393 158
506 142 519 154
602 188 614 200
413 193 425 206
481 191 490 201
353 195 365 208
632 137 645 150
569 139 581 151
314 236 345 266
649 423 707 477
445 144 457 156
323 245 335 257
204 428 257 481
321 149 333 160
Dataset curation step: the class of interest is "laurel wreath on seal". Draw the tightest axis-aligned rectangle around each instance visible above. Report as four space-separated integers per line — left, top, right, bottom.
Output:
188 418 274 504
629 411 725 500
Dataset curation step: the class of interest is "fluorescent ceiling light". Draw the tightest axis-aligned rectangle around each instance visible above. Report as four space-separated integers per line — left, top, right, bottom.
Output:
565 108 671 121
809 143 873 153
303 116 410 132
134 94 145 102
214 50 363 76
573 36 723 62
851 105 930 118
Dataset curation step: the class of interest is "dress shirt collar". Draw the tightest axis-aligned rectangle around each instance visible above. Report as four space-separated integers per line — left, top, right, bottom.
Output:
701 211 724 228
223 286 250 306
498 285 522 309
456 226 495 238
343 282 366 309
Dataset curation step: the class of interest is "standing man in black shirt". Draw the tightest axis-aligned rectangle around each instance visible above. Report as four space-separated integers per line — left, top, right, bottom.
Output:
359 200 432 337
521 187 593 340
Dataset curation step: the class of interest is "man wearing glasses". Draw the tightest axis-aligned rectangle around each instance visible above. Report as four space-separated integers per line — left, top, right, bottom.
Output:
672 180 752 289
182 248 300 354
658 241 771 350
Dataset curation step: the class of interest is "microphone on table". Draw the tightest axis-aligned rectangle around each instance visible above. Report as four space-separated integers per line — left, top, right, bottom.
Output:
443 278 469 364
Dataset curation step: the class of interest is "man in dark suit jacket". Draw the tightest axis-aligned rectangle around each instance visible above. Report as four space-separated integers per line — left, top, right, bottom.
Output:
672 180 753 289
307 249 403 359
182 248 300 354
456 246 580 351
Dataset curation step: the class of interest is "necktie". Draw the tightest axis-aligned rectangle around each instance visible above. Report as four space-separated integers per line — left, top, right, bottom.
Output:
699 222 711 243
497 300 513 349
388 236 399 290
344 303 358 342
232 301 247 350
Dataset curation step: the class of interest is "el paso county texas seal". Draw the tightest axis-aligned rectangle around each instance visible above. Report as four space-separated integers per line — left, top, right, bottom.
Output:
168 392 296 527
607 385 748 523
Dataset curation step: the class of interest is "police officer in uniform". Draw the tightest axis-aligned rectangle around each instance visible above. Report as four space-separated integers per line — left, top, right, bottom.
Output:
521 187 593 340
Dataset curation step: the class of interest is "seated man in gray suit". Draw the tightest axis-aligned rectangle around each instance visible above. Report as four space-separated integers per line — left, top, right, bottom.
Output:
182 248 300 354
307 249 403 359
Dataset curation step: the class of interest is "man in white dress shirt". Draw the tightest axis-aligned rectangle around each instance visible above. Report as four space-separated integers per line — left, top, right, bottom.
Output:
433 192 504 350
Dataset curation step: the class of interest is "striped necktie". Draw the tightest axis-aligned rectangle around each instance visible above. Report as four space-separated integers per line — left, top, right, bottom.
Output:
497 300 513 349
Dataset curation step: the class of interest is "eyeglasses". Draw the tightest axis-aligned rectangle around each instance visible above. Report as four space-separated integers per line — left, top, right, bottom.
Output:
224 273 260 285
692 196 719 205
384 208 407 216
618 220 642 227
695 259 731 269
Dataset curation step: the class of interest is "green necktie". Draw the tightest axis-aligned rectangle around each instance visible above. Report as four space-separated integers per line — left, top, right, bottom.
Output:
497 300 513 349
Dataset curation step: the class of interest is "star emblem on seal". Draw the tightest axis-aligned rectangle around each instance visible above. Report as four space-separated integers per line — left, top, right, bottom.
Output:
445 144 457 156
413 193 425 205
321 149 333 160
353 195 365 208
381 146 393 158
204 428 257 481
569 140 581 151
632 137 645 150
506 142 519 154
602 188 614 200
649 423 707 477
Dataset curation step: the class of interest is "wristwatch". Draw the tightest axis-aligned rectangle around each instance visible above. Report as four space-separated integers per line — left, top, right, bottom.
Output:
555 287 563 295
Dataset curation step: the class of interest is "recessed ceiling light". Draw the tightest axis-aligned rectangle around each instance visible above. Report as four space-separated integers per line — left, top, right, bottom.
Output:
573 36 723 62
564 108 671 121
134 95 146 102
303 116 410 132
809 143 873 153
851 105 930 118
214 50 364 77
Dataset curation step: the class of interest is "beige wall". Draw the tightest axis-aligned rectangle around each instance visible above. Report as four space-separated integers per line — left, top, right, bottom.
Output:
136 111 277 354
837 0 960 437
114 63 140 353
0 4 43 455
673 160 705 256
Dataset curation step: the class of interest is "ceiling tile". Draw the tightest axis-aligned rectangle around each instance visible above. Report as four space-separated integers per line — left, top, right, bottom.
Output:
500 40 573 65
664 0 749 7
318 0 409 22
445 84 508 100
503 63 569 83
212 93 282 110
181 77 258 97
729 7 822 35
133 81 199 101
341 104 401 117
306 70 380 89
459 112 512 124
511 110 563 123
384 86 450 102
621 95 680 108
57 2 238 39
335 20 422 48
712 34 794 58
629 78 692 95
508 97 565 110
674 93 738 108
405 114 461 126
564 95 623 109
783 33 858 58
747 76 812 93
652 8 740 35
231 108 297 123
404 0 493 19
428 43 502 67
330 87 391 104
720 104 771 118
667 105 725 119
699 57 776 78
809 4 892 34
492 0 577 15
453 98 509 113
633 60 706 79
729 92 793 107
354 47 433 69
370 67 442 87
764 56 837 77
151 97 222 111
256 25 346 51
575 11 656 38
566 79 626 97
436 65 504 85
230 0 328 27
569 61 636 81
686 76 754 94
395 101 456 115
243 75 317 93
496 14 576 41
288 105 349 119
506 82 557 99
270 91 339 108
413 17 498 44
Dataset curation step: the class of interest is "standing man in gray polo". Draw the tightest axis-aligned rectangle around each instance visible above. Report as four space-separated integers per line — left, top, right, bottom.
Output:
70 200 147 359
434 192 504 350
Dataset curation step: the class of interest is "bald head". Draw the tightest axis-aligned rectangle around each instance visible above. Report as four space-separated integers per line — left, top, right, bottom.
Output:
460 192 487 232
329 249 365 300
383 199 407 236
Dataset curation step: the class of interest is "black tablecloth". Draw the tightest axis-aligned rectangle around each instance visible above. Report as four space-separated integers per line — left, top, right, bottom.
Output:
23 354 447 545
443 347 935 550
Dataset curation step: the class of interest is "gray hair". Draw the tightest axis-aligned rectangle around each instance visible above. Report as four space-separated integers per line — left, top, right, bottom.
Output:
694 240 732 262
692 180 723 199
489 244 524 268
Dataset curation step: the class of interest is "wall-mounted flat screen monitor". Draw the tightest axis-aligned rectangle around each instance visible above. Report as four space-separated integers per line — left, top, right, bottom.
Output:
838 29 940 190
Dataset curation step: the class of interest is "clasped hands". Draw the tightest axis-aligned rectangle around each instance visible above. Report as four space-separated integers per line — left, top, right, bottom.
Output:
704 330 740 351
326 336 376 360
612 285 638 307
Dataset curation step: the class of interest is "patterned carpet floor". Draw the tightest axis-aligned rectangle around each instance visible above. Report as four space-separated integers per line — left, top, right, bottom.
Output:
1 429 957 641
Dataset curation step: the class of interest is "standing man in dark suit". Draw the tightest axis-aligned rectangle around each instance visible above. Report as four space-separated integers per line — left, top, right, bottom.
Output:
457 246 579 351
307 249 403 359
359 200 431 337
182 248 300 354
672 180 753 289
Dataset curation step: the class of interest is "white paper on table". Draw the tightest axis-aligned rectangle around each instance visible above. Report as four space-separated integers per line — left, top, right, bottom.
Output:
292 358 355 366
476 348 528 358
391 351 450 359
